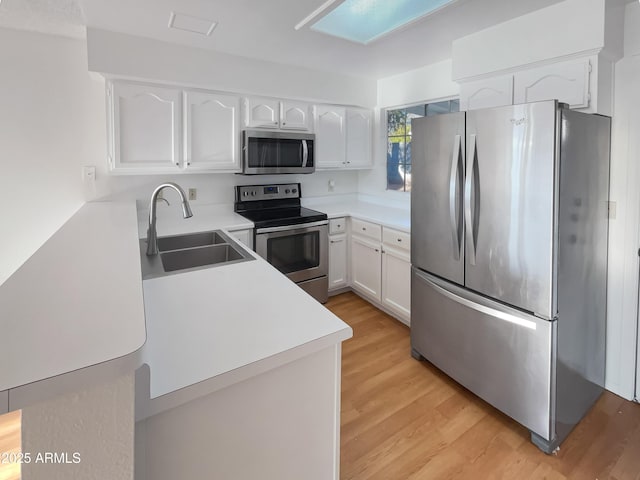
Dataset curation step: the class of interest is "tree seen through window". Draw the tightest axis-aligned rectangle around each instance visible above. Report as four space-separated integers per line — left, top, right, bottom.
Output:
387 99 460 192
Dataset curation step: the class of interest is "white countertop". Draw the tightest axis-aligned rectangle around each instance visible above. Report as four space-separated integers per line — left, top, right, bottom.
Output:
0 202 146 392
1 194 400 400
141 251 352 400
303 196 410 232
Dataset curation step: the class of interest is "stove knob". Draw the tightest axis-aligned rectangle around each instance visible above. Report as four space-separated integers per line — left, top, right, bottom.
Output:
251 191 256 196
243 191 249 197
285 189 290 194
292 188 298 194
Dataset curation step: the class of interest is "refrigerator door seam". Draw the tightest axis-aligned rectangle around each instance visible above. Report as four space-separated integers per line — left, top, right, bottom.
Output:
465 134 478 265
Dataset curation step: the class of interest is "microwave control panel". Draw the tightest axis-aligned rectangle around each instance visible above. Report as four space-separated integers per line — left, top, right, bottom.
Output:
236 183 300 202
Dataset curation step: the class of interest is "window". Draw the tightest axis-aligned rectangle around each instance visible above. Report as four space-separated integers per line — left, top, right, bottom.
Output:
387 99 460 192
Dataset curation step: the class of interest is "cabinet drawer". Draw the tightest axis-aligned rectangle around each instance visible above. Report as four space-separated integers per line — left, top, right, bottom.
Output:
383 227 410 252
352 218 381 242
329 217 346 235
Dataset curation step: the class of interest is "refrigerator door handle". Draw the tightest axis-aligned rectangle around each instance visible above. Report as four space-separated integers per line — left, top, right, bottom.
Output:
465 134 478 265
449 135 463 261
414 269 538 330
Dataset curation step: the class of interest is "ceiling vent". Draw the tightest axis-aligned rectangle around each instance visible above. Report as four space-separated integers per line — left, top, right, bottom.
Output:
168 11 217 36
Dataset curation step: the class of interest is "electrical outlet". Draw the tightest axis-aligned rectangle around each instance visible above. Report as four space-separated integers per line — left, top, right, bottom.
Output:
189 188 197 201
82 166 96 183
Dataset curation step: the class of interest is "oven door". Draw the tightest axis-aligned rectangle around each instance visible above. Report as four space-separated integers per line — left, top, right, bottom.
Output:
255 221 328 283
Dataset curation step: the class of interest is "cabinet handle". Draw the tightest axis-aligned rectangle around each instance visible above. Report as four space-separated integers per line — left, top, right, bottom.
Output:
397 238 402 242
362 227 366 231
375 249 379 252
283 122 286 125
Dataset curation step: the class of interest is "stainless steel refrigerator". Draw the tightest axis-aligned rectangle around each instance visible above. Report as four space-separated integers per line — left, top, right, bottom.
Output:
410 100 610 453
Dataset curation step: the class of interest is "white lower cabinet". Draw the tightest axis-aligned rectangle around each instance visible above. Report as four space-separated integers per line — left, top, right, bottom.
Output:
228 229 253 250
329 234 348 289
381 247 411 324
351 235 382 301
346 220 411 325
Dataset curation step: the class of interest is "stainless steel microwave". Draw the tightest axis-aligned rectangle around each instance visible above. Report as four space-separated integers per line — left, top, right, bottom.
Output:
242 130 315 175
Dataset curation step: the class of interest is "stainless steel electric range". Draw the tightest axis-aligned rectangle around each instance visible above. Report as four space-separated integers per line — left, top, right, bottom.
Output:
234 183 328 303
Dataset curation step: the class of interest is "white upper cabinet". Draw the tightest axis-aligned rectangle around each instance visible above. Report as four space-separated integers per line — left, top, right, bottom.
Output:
345 108 372 169
242 97 313 131
242 97 280 129
109 82 182 173
107 80 242 174
281 101 313 131
315 105 346 169
513 59 591 108
184 91 240 172
459 57 598 113
459 75 514 111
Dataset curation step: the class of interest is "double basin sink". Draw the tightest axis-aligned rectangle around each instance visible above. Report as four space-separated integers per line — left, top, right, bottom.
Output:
140 230 254 280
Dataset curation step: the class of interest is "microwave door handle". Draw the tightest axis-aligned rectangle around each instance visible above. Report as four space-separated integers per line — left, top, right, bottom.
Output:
302 140 308 167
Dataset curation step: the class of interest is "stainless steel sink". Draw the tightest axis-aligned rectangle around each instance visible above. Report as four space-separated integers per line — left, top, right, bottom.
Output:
161 244 244 272
157 231 227 252
140 229 254 279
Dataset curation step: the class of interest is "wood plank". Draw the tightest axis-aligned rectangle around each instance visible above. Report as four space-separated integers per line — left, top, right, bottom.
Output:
326 292 640 480
0 410 21 480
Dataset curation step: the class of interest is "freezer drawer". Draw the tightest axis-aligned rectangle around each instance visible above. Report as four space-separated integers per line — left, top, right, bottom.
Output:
411 268 555 441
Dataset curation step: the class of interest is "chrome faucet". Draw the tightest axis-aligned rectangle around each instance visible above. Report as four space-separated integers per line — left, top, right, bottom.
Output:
146 182 193 256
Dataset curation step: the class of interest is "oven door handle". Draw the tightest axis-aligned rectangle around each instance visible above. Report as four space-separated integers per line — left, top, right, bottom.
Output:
256 220 328 235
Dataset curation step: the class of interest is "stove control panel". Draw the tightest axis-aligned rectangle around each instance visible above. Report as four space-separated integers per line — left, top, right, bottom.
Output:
236 183 301 202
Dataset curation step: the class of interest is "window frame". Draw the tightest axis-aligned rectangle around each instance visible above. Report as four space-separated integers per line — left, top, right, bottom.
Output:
385 98 460 193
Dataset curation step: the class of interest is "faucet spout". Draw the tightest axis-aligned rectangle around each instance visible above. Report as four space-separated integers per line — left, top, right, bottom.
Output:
147 182 193 256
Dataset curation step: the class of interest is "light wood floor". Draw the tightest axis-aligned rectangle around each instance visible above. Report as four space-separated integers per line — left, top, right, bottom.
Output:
0 410 21 480
327 292 640 480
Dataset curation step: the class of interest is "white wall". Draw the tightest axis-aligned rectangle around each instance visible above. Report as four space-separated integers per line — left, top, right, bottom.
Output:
606 1 640 401
0 28 105 286
452 0 609 80
360 60 459 199
87 28 377 108
376 60 459 109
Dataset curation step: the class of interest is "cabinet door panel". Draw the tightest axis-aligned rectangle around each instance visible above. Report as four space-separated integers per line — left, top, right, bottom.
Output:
281 101 312 131
243 97 280 128
185 92 240 171
316 106 346 169
111 82 182 172
346 108 372 168
514 59 590 108
382 247 411 324
351 236 381 301
459 75 513 111
329 234 348 289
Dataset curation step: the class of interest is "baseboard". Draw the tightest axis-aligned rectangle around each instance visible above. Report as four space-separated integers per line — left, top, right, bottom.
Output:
330 287 409 328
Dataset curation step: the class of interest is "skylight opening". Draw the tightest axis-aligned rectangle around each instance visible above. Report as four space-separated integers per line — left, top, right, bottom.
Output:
309 0 456 45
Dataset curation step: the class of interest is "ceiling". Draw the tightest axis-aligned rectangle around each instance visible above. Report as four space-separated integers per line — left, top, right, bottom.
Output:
0 0 572 79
